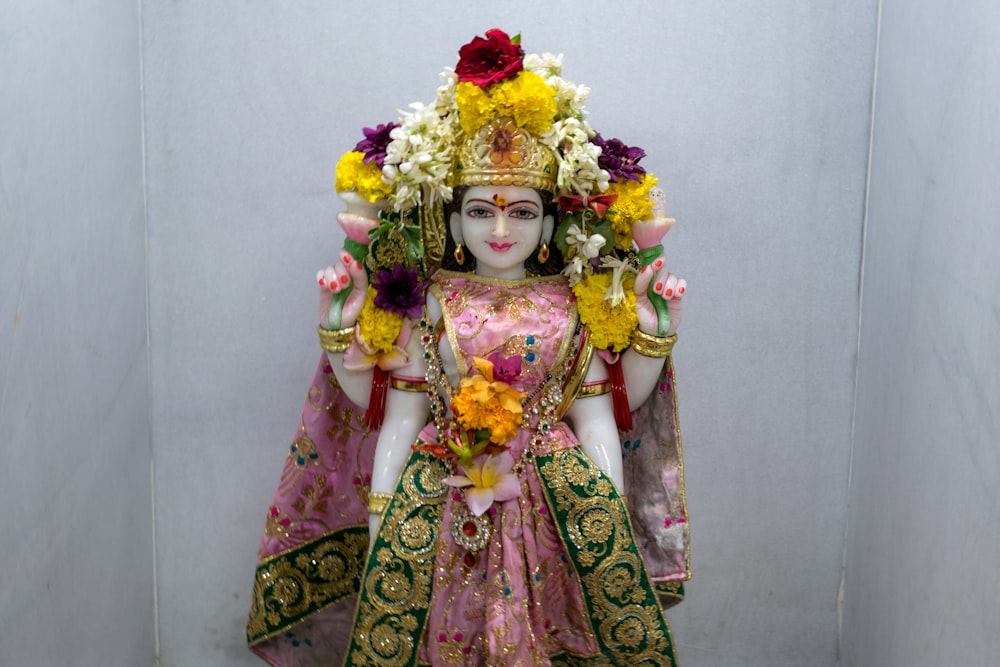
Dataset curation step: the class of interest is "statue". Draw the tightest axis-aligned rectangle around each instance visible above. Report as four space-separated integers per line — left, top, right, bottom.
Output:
247 29 690 666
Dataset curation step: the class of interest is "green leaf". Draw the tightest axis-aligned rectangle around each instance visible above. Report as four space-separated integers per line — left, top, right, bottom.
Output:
553 212 582 254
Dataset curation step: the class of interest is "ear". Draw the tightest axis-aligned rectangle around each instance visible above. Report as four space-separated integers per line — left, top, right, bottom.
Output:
450 211 464 245
542 213 554 245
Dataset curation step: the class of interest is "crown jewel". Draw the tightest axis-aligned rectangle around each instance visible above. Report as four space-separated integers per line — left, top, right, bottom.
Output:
449 118 557 193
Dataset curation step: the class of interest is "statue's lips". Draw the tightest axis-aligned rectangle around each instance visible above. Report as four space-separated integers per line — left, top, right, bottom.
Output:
488 242 514 251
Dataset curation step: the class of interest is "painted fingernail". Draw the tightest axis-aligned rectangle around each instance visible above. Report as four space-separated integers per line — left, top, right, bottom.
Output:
665 289 673 297
318 277 326 286
654 259 663 269
355 260 362 270
655 282 664 291
340 274 349 285
678 286 685 294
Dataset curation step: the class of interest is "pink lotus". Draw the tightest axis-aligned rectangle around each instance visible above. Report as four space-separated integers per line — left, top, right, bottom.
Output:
631 186 675 249
631 217 674 250
336 190 383 244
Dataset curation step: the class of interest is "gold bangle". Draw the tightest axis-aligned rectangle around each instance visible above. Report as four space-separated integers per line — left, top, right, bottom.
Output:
317 324 355 353
630 330 676 358
577 379 611 398
367 491 392 514
390 376 431 393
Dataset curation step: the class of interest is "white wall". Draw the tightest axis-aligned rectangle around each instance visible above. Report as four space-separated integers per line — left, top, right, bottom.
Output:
141 2 876 665
0 2 154 666
843 2 1000 666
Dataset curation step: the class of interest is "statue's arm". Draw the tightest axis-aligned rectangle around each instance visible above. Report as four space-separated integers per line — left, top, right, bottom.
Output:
565 356 625 492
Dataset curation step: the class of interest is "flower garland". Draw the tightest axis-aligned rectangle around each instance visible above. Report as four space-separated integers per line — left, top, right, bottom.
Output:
334 30 675 362
572 273 638 353
334 151 393 203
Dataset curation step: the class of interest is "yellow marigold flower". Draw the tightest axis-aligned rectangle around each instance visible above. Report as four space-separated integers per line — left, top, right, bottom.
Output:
456 72 556 136
449 357 526 445
335 151 393 203
456 82 495 135
607 173 659 250
356 286 404 354
451 389 521 445
573 273 638 352
500 71 556 136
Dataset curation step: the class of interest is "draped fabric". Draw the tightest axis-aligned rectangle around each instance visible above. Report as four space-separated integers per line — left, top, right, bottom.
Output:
247 273 689 666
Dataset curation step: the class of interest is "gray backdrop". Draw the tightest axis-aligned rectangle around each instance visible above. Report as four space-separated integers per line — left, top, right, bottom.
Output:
3 1 998 666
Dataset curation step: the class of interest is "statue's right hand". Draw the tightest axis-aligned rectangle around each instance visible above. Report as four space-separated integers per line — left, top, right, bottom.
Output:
317 250 368 330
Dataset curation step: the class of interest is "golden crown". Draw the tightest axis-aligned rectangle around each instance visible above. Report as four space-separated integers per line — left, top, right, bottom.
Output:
449 118 557 193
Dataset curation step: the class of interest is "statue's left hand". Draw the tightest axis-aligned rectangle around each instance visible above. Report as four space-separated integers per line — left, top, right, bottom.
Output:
634 254 686 336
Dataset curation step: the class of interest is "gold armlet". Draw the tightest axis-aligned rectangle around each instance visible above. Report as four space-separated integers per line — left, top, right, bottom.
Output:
367 491 392 514
577 379 611 398
390 376 431 392
318 324 355 353
630 330 676 358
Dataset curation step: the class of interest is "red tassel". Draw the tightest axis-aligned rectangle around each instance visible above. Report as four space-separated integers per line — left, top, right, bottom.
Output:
607 357 633 432
366 366 390 430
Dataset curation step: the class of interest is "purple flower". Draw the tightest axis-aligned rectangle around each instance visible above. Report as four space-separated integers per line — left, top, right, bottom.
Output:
591 133 646 183
354 122 400 169
486 350 522 383
372 265 428 318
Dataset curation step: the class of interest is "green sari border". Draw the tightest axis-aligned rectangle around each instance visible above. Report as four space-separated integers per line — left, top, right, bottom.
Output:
247 524 369 645
343 452 450 666
536 448 679 666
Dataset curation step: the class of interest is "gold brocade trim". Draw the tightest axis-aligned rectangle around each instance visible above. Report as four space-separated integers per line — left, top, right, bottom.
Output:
556 330 594 420
430 269 568 288
654 580 686 608
667 349 692 580
246 526 369 645
538 449 677 666
344 453 449 666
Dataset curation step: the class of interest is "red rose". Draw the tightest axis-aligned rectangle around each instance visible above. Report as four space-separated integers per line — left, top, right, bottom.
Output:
456 29 524 89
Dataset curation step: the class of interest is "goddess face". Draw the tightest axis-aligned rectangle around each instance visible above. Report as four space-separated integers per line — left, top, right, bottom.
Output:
450 185 554 279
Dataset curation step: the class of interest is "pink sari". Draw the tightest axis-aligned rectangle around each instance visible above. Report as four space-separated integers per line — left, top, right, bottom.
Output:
247 272 689 666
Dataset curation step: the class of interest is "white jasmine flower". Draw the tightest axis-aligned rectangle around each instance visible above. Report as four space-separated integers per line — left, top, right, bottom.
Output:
600 256 637 307
562 255 587 285
565 224 605 260
524 52 564 78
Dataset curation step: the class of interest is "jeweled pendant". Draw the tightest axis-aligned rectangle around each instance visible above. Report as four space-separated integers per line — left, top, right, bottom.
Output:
450 504 491 552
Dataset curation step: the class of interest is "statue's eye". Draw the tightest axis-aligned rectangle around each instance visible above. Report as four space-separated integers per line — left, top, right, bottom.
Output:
465 206 493 219
508 207 538 220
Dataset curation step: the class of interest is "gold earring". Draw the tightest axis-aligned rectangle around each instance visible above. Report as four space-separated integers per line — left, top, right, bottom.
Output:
454 243 465 265
537 241 549 264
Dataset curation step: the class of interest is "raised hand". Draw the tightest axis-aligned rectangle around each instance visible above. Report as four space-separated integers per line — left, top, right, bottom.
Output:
634 254 686 336
317 250 368 330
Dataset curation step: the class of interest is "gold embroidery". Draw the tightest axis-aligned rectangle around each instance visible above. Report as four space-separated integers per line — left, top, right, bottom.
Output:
247 527 369 644
346 455 449 666
539 449 677 666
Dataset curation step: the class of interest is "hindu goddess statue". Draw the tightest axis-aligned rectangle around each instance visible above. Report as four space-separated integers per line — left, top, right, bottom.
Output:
246 29 690 667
